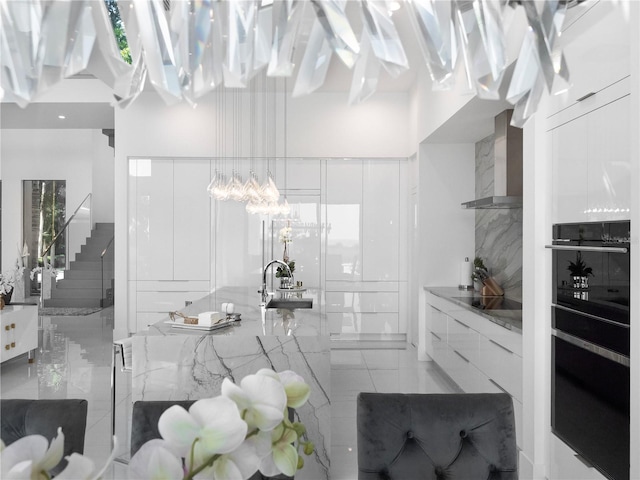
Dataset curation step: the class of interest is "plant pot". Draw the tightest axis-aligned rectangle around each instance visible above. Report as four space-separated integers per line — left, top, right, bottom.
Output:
572 276 589 289
1 289 12 306
280 277 293 289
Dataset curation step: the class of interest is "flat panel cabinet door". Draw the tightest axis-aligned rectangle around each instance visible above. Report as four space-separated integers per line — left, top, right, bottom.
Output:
552 116 589 224
587 96 631 221
136 159 174 280
363 160 399 281
173 159 211 280
326 160 362 282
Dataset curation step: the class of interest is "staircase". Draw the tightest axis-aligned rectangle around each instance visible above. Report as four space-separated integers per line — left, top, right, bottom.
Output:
44 223 114 308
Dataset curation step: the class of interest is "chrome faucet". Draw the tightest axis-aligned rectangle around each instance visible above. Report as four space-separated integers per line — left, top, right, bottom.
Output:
259 260 292 303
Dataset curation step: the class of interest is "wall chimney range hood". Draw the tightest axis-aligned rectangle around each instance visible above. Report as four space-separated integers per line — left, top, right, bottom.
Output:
462 110 523 209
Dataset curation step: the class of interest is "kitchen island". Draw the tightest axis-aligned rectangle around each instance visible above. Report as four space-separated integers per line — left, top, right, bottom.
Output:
131 287 330 479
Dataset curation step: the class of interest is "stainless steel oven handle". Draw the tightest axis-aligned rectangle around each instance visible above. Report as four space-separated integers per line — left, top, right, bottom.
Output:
545 245 628 253
553 329 630 367
553 304 630 329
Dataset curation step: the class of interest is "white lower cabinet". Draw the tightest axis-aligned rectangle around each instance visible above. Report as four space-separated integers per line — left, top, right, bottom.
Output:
427 297 523 447
1 306 38 363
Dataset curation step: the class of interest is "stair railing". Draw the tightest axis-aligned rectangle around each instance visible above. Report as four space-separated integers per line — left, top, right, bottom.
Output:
101 235 115 307
39 193 92 305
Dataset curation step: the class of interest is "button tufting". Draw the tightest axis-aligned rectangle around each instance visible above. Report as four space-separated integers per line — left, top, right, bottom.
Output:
489 464 497 472
435 466 443 476
459 429 467 438
406 430 414 439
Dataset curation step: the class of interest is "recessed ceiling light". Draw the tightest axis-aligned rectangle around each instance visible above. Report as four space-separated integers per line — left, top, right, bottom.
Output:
58 115 66 119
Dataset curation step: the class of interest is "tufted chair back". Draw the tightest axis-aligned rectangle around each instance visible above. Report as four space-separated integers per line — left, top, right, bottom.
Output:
357 393 517 480
1 399 88 476
131 400 294 480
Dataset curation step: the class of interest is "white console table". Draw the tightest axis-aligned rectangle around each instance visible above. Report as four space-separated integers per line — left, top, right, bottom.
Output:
1 305 38 363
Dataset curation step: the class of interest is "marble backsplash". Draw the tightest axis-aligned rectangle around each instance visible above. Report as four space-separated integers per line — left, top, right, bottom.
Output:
475 134 523 301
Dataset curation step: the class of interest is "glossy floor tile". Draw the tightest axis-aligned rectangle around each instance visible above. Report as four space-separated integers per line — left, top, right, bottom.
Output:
1 309 457 479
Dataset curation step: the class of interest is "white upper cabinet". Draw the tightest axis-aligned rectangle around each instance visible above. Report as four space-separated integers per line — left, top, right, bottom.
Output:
363 160 399 281
133 158 212 281
585 96 631 221
547 2 630 117
326 160 362 282
135 159 174 280
173 159 211 280
552 115 589 224
552 95 630 223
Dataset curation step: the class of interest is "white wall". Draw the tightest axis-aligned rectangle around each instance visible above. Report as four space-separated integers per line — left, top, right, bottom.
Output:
91 130 115 223
0 129 103 270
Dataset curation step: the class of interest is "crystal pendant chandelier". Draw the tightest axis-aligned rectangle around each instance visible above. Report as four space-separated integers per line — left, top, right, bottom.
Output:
0 0 584 127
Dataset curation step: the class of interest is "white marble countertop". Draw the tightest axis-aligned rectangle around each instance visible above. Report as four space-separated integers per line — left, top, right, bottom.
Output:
424 286 523 333
143 286 326 337
131 287 331 479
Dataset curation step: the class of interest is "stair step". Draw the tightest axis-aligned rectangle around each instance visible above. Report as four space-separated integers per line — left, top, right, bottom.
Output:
95 222 114 230
69 261 112 270
50 287 102 299
43 298 102 308
64 270 103 280
54 279 102 289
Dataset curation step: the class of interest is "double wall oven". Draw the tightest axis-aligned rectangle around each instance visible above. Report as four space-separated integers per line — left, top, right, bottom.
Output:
548 221 630 480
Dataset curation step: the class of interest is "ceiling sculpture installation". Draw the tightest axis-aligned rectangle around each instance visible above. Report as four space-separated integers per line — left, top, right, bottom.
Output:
1 0 580 126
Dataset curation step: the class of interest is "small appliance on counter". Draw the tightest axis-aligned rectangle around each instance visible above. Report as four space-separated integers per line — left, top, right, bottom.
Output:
458 257 474 290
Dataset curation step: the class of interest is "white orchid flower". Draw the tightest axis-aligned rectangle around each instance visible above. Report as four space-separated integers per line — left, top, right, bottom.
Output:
158 397 247 459
0 428 64 480
191 437 263 480
221 371 287 432
257 424 299 478
128 439 184 480
56 437 119 480
278 370 311 408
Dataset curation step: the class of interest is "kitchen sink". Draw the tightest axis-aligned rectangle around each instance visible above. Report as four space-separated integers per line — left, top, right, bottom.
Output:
265 298 313 310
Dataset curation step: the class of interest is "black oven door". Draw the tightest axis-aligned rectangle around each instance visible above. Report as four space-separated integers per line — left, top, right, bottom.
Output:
552 328 630 480
551 221 630 326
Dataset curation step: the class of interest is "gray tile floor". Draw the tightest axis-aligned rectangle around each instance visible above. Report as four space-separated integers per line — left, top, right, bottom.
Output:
1 307 457 479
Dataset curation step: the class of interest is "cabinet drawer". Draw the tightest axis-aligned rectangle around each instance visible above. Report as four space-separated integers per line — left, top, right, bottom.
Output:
325 291 398 313
327 312 357 335
453 309 522 357
137 291 209 312
430 307 448 340
327 312 398 334
477 336 523 402
444 348 501 395
426 293 457 315
447 316 480 365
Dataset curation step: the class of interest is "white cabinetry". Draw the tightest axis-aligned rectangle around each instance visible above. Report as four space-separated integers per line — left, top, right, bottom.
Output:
424 293 523 447
129 158 211 332
547 2 629 117
1 305 38 363
326 159 407 336
552 94 631 223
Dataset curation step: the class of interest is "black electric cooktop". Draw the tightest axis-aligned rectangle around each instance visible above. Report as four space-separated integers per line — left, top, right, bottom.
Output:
451 296 522 311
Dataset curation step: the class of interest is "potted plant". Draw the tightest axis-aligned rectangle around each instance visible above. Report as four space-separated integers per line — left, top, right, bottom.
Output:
567 252 593 288
0 270 17 307
276 261 296 288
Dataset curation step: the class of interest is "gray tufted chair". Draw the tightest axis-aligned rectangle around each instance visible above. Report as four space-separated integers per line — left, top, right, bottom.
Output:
357 393 518 480
1 399 88 476
131 400 294 480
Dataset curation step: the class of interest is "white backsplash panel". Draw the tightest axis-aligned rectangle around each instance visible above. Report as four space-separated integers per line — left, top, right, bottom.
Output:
475 134 523 301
